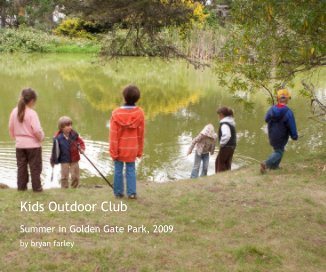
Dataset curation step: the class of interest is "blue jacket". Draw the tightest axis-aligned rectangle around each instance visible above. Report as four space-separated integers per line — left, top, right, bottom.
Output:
50 130 85 164
265 105 298 150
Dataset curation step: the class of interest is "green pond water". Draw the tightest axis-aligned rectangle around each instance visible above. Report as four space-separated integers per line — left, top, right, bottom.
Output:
0 54 325 189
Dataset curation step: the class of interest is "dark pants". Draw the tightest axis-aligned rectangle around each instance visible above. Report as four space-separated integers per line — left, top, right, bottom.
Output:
16 148 43 192
215 146 235 173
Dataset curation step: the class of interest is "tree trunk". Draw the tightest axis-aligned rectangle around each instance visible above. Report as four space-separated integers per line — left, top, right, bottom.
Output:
0 8 6 28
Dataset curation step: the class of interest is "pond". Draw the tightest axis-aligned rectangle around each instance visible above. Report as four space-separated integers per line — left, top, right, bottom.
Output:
0 54 325 189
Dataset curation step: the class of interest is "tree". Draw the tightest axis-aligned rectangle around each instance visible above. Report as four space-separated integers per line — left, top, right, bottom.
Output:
0 0 7 27
22 0 59 27
0 0 17 27
216 0 326 121
64 0 207 65
0 0 65 28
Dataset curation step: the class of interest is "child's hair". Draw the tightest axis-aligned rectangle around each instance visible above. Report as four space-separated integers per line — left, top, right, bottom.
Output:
122 85 140 105
58 116 72 130
217 106 234 117
17 88 37 122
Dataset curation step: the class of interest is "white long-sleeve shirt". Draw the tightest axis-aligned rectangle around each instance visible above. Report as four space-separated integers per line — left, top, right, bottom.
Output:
219 116 236 146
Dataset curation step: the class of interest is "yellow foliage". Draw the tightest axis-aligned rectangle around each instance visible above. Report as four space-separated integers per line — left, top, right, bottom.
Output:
53 18 96 39
193 2 208 25
59 65 202 119
266 5 273 20
182 0 194 8
160 0 208 26
239 56 245 64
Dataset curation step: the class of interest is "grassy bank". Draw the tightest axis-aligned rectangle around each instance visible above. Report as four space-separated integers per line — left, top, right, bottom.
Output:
0 28 100 54
0 27 224 58
0 153 325 272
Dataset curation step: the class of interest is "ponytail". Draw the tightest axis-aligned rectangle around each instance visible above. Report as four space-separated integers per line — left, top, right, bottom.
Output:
17 97 26 123
17 88 37 123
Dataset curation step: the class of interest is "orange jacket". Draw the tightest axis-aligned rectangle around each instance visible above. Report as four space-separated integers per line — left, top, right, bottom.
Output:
109 106 145 162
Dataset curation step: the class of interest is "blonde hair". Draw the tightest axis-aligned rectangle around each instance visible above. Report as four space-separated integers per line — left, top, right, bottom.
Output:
57 116 72 130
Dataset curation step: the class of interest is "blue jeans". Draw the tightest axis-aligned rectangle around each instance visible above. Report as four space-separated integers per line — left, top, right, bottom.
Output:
114 160 136 196
265 148 284 169
191 152 210 179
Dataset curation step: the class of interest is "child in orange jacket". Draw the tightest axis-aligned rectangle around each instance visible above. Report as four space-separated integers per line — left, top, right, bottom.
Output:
109 85 145 199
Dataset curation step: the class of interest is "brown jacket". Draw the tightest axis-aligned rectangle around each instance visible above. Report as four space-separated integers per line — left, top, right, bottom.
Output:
188 124 217 155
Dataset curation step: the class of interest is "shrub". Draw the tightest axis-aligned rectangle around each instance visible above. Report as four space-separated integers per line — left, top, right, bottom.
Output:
0 28 51 53
0 27 100 53
53 18 101 39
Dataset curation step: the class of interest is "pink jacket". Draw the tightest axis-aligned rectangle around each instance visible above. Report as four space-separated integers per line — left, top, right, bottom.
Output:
9 107 45 148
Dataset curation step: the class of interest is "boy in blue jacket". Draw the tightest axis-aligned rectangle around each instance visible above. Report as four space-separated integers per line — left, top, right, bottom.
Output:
50 116 85 188
261 89 298 173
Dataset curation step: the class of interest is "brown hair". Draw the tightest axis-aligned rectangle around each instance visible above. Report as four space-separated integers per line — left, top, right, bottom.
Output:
57 116 72 130
217 106 234 117
17 88 37 122
122 85 140 105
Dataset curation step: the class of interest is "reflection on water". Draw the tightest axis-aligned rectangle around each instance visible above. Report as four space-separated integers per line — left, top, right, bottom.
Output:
0 142 16 182
0 139 113 189
0 54 325 189
58 58 202 118
148 133 241 182
0 135 241 188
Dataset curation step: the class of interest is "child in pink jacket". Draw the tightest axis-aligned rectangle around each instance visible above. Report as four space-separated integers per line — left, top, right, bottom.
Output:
9 88 44 192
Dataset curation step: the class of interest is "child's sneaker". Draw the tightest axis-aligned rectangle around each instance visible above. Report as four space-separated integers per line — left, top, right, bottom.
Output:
128 194 137 200
260 162 267 174
115 194 124 199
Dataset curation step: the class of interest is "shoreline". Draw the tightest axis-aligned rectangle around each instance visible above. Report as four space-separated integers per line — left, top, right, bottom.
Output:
1 152 325 271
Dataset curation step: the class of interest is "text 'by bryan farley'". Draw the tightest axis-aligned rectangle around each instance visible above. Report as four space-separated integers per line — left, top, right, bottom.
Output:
20 240 74 249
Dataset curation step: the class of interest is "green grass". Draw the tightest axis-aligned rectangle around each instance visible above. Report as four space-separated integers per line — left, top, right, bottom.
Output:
0 27 100 54
45 41 100 54
0 153 325 271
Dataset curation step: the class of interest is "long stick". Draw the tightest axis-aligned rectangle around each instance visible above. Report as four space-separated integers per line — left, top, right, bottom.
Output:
51 166 54 182
80 151 113 189
73 142 113 189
